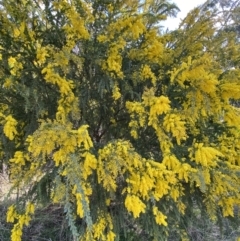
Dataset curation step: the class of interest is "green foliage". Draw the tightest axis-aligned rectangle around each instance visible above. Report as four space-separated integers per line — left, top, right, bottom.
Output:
0 0 240 240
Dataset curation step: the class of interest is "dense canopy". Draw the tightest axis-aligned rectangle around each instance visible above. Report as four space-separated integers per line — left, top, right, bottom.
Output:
1 0 240 240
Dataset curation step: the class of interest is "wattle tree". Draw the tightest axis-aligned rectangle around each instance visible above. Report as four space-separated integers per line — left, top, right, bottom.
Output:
0 0 240 240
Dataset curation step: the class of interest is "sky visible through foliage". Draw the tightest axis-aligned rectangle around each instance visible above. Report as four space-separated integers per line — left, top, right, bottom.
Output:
164 0 207 29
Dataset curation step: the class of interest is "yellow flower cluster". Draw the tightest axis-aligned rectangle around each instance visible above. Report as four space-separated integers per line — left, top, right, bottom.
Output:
36 45 49 66
98 142 125 191
13 23 25 38
7 203 35 241
147 95 171 126
177 163 192 183
42 66 75 96
73 189 90 218
24 121 94 171
6 205 17 223
125 194 146 218
10 151 26 166
112 83 121 100
163 113 187 145
170 55 218 96
81 212 115 241
19 123 96 219
8 57 17 68
54 49 70 73
218 133 240 165
140 64 157 85
223 105 240 127
128 89 172 135
76 125 93 150
102 39 126 79
98 14 148 79
189 142 223 167
152 206 168 226
106 16 146 41
98 141 156 197
220 82 240 101
3 115 18 140
218 197 236 217
97 34 108 42
42 65 76 122
97 139 186 220
57 1 90 43
127 171 155 199
143 37 164 63
126 160 174 202
8 56 23 76
82 151 97 180
3 78 13 89
163 154 180 170
128 30 163 63
126 101 147 138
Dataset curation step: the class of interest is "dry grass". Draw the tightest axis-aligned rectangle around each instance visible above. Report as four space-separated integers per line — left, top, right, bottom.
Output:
0 201 73 241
